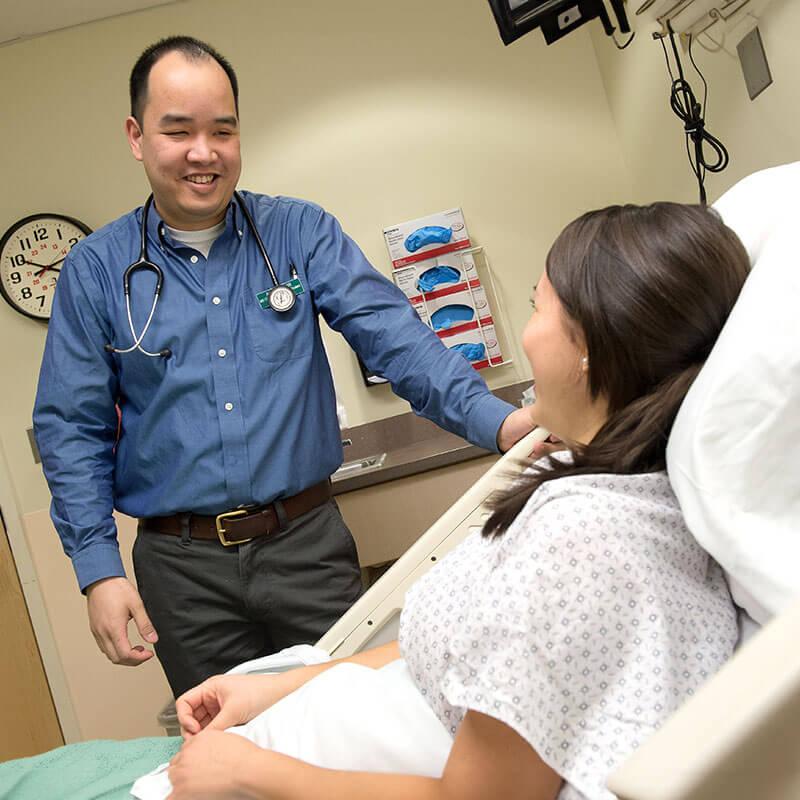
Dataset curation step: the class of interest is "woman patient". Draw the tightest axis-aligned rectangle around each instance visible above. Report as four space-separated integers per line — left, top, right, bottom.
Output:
1 202 749 800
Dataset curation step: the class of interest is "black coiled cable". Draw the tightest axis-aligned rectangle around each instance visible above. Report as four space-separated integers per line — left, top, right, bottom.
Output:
658 24 729 205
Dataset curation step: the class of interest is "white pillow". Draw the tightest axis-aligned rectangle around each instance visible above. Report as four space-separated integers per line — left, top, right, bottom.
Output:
667 161 800 625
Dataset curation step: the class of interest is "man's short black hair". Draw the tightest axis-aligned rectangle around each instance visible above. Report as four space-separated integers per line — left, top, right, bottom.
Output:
129 36 239 125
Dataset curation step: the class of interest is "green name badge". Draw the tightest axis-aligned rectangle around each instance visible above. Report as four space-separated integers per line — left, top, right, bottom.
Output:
286 277 304 295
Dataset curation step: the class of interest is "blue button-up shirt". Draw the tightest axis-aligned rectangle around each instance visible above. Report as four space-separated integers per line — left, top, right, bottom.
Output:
34 192 514 591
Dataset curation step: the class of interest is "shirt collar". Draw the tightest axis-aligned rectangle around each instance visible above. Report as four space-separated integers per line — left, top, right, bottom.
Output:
142 195 242 252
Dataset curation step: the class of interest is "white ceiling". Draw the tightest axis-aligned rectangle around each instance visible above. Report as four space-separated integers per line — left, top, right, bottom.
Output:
0 0 181 47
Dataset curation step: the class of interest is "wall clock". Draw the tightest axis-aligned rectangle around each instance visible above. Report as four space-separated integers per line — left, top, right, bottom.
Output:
0 213 92 321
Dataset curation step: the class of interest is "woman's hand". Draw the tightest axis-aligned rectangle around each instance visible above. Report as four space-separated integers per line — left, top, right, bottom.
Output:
166 730 265 800
531 433 564 459
176 673 289 737
177 643 402 738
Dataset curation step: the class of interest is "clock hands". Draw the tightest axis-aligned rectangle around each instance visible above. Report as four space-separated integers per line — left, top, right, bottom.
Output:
26 256 66 277
35 265 63 278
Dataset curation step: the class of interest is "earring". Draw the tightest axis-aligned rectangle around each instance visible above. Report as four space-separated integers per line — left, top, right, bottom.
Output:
581 356 588 370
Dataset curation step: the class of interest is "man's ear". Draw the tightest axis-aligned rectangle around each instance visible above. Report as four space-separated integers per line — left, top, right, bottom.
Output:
125 116 144 162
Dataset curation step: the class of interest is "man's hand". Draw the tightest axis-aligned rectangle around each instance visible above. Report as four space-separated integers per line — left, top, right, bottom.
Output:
496 407 535 453
86 577 158 666
497 408 565 458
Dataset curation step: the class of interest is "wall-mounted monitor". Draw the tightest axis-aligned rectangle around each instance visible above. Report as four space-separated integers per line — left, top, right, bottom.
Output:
487 0 629 46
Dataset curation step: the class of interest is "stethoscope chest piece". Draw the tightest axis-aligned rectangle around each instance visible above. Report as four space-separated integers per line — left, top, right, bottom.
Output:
267 284 296 313
106 191 301 360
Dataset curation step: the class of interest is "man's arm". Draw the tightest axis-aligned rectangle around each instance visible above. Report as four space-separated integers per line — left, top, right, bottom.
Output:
301 207 530 452
33 250 157 664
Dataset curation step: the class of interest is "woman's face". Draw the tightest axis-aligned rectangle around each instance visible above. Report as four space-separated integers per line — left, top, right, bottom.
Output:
521 271 601 444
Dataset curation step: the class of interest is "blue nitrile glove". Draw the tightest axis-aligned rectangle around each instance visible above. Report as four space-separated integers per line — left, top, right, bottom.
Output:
431 304 475 331
417 266 462 293
404 226 453 253
450 342 486 362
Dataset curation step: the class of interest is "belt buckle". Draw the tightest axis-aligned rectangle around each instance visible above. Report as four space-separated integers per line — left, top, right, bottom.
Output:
215 509 253 547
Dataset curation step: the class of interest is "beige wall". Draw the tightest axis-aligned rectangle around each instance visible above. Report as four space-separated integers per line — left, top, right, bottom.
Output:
3 0 794 745
0 0 629 741
20 456 500 741
0 0 628 519
590 0 799 204
21 510 172 740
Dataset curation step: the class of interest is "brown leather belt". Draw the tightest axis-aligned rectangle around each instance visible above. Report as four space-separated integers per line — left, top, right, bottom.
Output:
143 481 332 546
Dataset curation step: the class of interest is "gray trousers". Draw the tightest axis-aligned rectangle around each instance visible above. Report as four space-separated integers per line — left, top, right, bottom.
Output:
133 499 363 698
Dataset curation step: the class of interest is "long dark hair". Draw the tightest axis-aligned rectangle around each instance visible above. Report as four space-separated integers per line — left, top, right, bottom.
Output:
484 202 750 537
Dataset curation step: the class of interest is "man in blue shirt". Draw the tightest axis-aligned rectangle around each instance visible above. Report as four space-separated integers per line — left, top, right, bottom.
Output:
33 36 532 697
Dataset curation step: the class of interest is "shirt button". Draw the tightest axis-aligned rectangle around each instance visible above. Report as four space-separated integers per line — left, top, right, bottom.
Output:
190 255 199 264
212 296 221 305
218 349 227 358
224 402 234 411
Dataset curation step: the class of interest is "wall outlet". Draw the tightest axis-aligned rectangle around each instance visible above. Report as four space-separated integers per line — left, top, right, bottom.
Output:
27 428 40 464
737 26 773 100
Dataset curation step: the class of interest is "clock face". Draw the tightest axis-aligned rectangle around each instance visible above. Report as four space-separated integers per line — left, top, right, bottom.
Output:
0 213 92 321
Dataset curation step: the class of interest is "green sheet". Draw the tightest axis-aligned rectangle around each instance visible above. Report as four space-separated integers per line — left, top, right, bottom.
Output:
0 737 181 800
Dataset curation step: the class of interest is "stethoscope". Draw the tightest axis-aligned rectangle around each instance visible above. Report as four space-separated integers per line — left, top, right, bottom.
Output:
104 192 298 359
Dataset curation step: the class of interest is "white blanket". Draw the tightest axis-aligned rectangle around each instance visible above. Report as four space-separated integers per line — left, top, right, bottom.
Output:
131 656 453 799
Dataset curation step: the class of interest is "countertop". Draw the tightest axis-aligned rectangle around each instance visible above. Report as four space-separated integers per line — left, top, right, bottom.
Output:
331 380 530 494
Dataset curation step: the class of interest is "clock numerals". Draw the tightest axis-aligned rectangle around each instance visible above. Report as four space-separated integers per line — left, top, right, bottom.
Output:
0 213 92 321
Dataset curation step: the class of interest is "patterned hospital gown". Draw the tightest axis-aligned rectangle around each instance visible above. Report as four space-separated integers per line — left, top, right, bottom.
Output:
399 469 738 800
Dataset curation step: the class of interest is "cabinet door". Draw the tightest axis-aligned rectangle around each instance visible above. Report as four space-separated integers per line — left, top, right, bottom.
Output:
338 455 498 567
0 513 63 761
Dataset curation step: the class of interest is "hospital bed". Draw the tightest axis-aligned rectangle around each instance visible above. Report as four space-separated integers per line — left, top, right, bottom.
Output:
312 162 800 799
171 162 800 798
316 426 551 658
312 434 800 800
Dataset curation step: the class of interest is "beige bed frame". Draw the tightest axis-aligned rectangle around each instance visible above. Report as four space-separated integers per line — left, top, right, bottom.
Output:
315 428 800 800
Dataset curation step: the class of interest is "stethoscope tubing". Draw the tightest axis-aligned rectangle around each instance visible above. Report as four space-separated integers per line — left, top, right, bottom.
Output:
234 191 281 288
118 286 162 356
106 192 284 359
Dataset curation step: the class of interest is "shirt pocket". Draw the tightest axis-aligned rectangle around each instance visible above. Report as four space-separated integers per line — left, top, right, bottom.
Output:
243 284 314 363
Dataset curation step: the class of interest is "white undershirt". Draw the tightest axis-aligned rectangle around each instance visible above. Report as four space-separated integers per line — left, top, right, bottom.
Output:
166 221 226 259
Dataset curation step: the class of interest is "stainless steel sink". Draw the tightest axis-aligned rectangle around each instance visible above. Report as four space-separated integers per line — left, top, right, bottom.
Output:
331 452 387 482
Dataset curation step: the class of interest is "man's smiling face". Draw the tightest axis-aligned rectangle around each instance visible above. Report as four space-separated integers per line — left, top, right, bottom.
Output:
126 50 241 230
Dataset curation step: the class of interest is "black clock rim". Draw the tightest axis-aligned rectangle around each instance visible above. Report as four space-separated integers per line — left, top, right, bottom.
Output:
0 212 93 322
